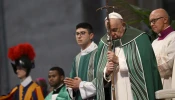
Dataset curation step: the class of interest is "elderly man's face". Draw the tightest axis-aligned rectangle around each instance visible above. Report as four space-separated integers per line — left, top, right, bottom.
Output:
105 18 125 39
149 11 166 34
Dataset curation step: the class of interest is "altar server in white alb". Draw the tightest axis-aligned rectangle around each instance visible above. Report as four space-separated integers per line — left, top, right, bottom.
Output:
150 8 175 100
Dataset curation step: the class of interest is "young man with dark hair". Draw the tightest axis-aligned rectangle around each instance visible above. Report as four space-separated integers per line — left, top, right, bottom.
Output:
64 22 98 100
45 66 71 100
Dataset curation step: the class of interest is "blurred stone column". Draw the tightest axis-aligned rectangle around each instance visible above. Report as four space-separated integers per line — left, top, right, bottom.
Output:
82 0 105 43
0 0 9 95
163 0 175 20
3 0 83 93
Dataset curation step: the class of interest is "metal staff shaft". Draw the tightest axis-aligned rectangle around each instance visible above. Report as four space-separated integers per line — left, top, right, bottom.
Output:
97 1 117 100
105 1 116 100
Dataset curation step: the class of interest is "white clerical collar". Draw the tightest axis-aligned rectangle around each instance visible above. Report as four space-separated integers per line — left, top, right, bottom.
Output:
81 41 97 55
53 84 63 91
21 76 32 87
52 94 58 100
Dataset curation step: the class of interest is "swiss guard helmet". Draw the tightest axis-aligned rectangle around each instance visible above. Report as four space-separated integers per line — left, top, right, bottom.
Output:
7 43 36 76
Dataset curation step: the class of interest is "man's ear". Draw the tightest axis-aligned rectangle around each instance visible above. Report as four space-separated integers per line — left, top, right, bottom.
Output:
164 17 169 24
122 22 126 27
90 33 94 40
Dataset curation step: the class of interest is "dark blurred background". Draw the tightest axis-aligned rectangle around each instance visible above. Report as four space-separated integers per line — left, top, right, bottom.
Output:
0 0 174 95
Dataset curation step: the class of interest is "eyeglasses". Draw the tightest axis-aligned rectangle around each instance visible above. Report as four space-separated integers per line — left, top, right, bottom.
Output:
76 31 86 36
150 17 164 24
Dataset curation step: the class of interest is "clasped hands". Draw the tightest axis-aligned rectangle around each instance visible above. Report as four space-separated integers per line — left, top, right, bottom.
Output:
106 51 119 75
64 77 82 90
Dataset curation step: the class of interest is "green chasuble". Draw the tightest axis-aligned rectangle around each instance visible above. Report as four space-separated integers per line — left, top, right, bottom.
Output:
45 85 71 100
95 25 163 100
70 49 97 100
